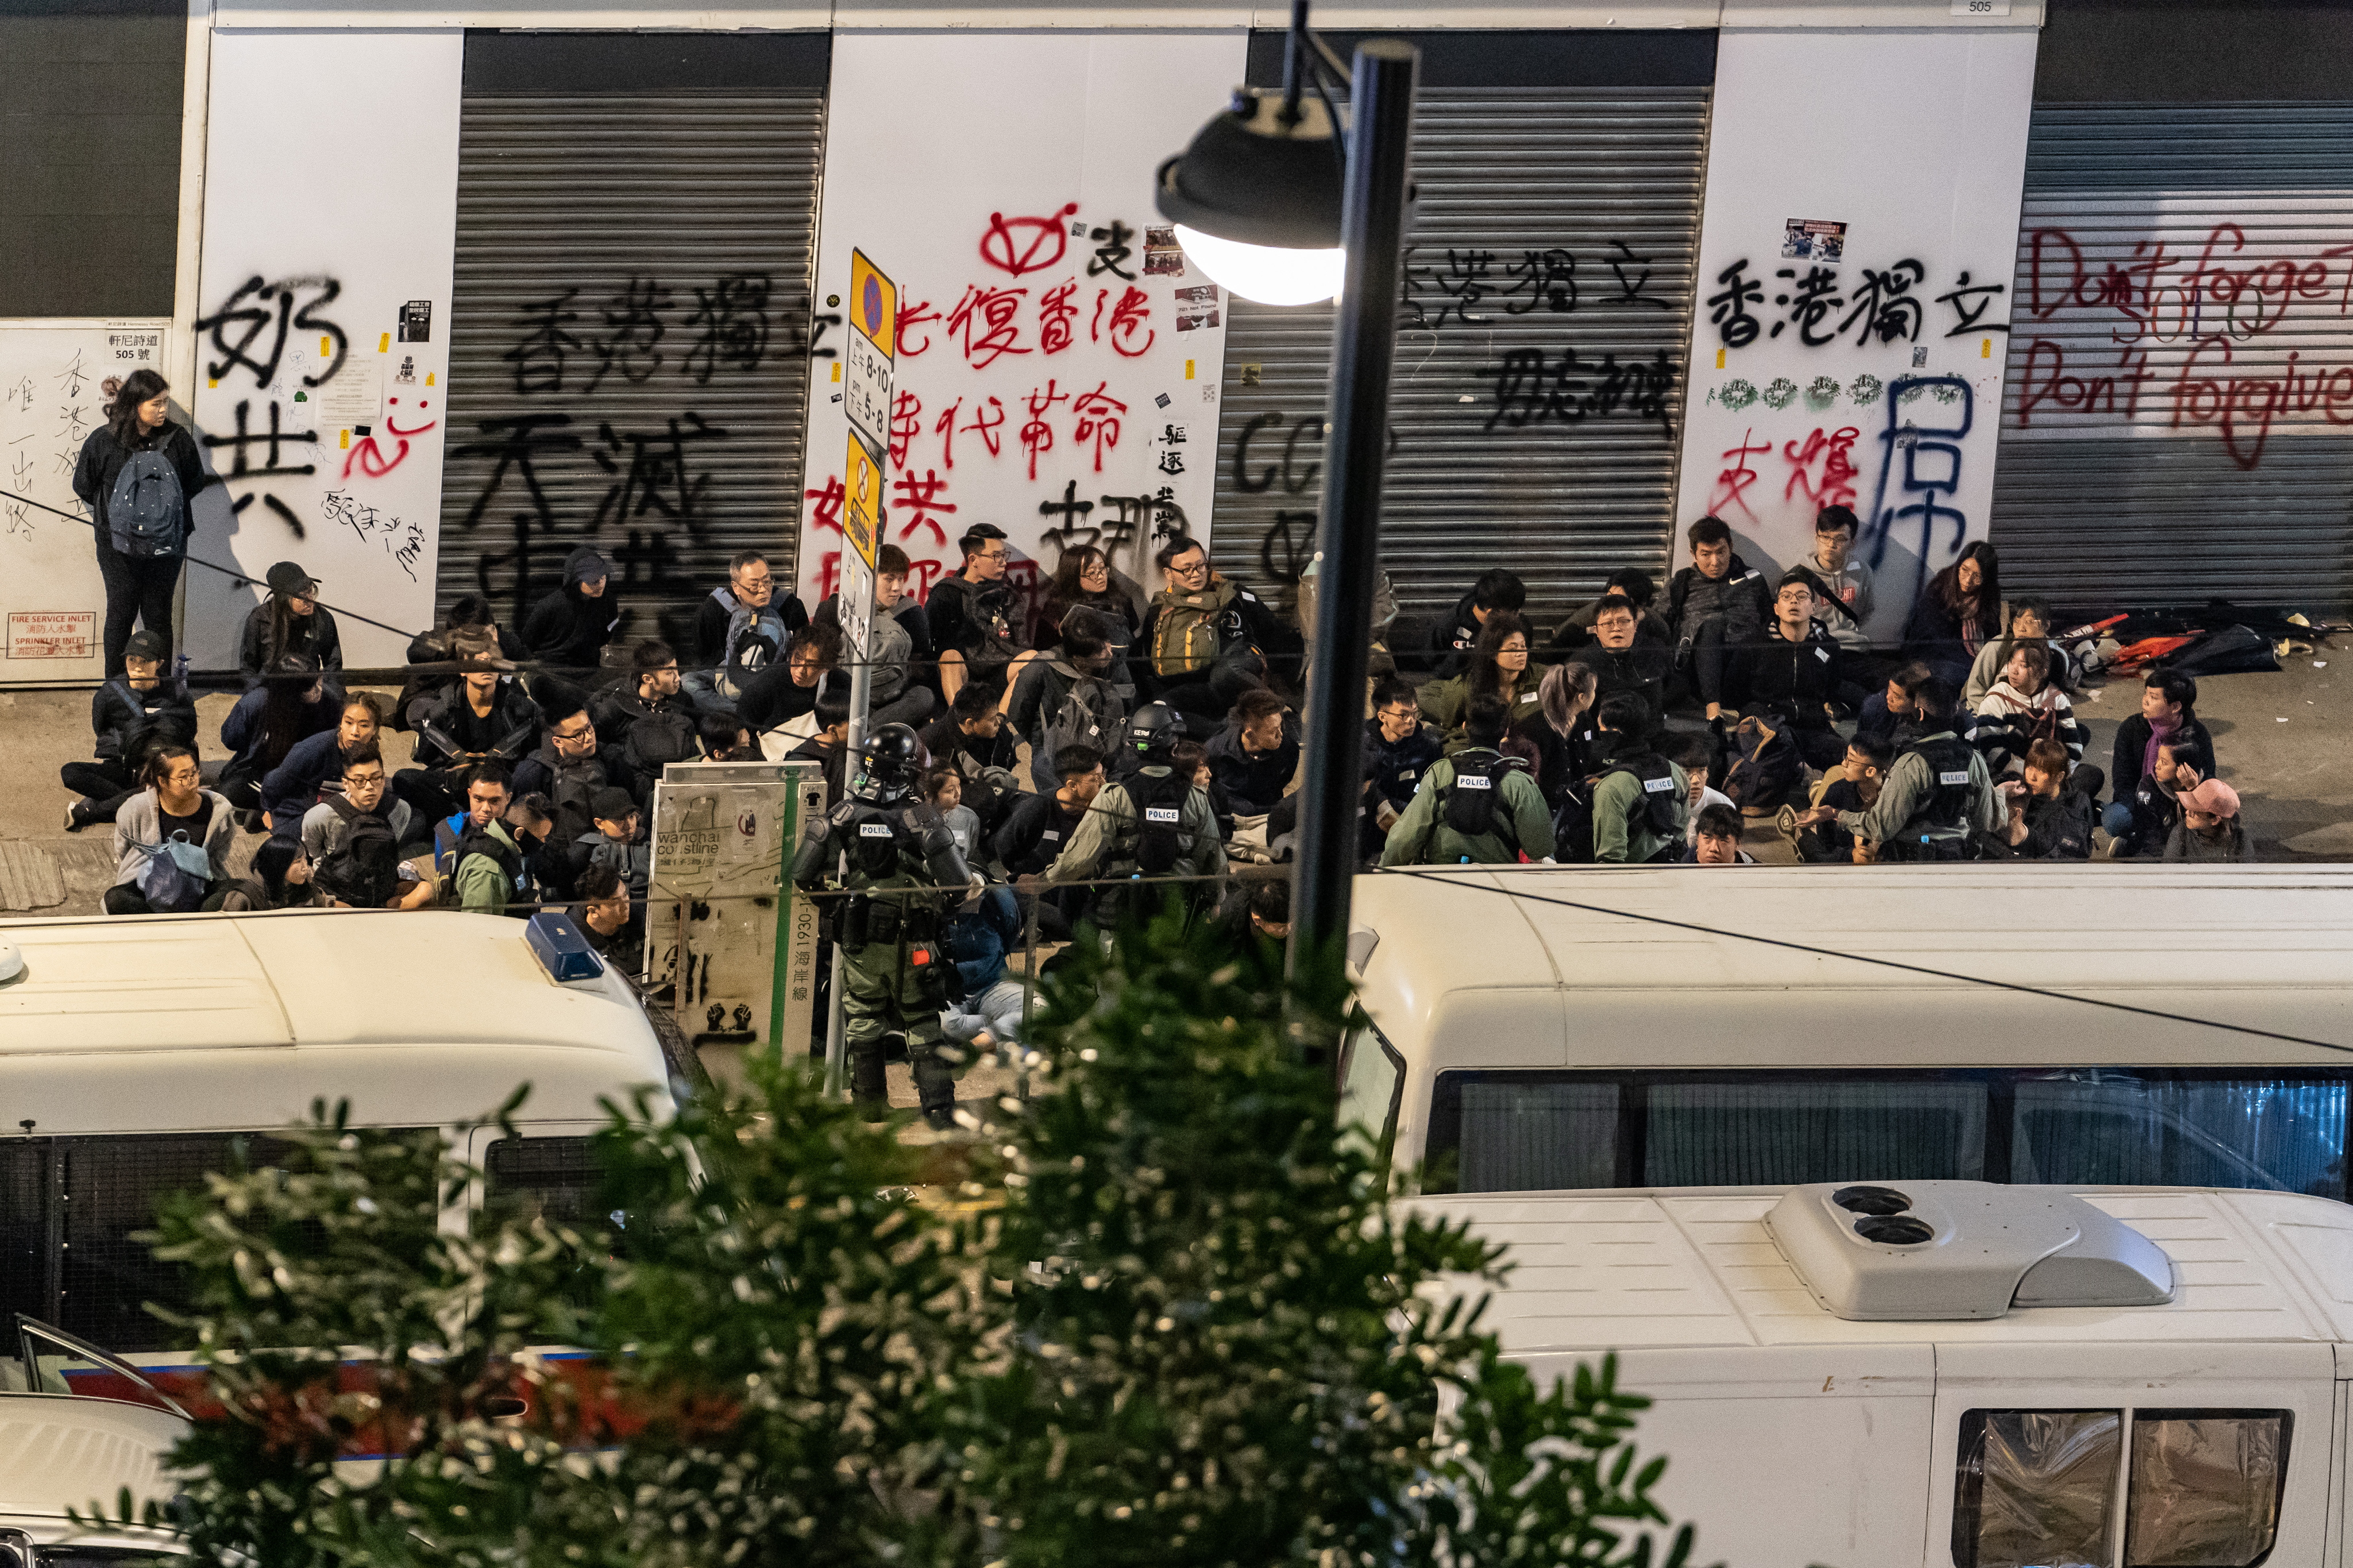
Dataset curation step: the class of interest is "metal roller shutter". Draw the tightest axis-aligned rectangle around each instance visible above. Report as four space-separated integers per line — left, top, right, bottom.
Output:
438 81 825 655
1989 104 2353 611
1210 85 1710 620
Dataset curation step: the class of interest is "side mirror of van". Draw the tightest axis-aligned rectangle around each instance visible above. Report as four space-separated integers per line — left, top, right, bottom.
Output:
0 1526 36 1568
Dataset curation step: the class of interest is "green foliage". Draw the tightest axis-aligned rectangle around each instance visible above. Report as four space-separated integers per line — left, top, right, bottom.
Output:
957 903 1698 1567
114 910 1699 1568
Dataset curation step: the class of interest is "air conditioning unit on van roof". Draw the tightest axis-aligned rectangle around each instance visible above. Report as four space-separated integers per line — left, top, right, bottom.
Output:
1762 1181 2176 1321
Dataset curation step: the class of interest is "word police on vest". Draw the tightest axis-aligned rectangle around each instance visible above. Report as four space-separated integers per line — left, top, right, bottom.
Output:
1941 770 1973 786
1144 806 1182 824
1457 774 1492 790
1644 775 1675 793
858 823 893 837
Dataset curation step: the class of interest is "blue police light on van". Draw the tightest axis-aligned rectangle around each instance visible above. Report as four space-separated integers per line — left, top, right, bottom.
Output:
526 911 607 986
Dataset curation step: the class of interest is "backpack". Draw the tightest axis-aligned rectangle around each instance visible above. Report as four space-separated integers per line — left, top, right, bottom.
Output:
1151 593 1224 680
1721 716 1801 812
622 706 700 794
130 831 213 912
1602 752 1683 837
950 580 1027 671
317 812 402 909
1040 666 1121 772
1439 750 1521 851
718 586 793 690
1127 767 1193 875
448 818 527 906
107 448 186 558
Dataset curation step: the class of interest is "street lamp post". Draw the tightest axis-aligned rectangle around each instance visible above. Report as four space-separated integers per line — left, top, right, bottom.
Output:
1155 7 1419 983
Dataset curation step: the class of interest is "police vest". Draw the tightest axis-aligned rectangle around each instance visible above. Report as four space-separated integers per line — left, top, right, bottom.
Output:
1439 748 1521 849
832 795 919 882
1118 767 1193 875
1602 752 1682 836
1899 734 1980 832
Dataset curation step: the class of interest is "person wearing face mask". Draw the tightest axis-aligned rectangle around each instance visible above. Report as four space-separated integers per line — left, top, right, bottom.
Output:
237 561 344 690
1969 640 2086 780
61 627 198 831
521 546 620 674
259 692 386 836
1567 595 1670 743
812 543 938 730
75 372 214 677
106 744 233 915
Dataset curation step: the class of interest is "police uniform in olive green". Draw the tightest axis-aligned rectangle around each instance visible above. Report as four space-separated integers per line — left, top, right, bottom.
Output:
789 723 976 1125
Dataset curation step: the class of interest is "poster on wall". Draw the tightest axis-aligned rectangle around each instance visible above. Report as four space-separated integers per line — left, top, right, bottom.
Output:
1673 30 2036 639
0 320 169 688
794 32 1242 631
183 28 461 671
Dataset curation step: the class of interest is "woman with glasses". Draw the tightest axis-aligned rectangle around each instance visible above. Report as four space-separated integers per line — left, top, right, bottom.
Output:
1038 545 1142 703
105 743 234 914
1415 612 1541 748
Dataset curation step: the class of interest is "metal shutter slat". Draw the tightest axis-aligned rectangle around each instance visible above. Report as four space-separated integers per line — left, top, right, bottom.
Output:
1209 85 1710 621
1989 102 2353 611
437 88 825 656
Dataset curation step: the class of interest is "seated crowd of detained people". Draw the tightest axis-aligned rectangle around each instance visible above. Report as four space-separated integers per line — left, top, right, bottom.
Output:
1376 506 2247 868
48 524 1307 949
52 502 2251 930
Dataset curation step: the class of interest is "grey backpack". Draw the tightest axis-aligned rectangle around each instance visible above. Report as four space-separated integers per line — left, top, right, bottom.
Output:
107 449 186 558
1041 668 1121 773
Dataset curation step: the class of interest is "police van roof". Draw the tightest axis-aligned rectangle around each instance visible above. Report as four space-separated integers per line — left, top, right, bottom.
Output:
1350 864 2353 1071
0 911 669 1134
1415 1186 2353 1352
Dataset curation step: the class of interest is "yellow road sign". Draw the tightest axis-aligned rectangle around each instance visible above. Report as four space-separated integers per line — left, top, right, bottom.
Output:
843 430 884 570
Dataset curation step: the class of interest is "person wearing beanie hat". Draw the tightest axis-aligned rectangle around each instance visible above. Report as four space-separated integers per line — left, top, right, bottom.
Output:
237 560 344 688
2166 776 2249 863
519 544 620 673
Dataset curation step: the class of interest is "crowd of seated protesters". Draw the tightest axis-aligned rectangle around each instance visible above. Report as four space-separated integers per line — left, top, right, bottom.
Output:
65 506 2264 972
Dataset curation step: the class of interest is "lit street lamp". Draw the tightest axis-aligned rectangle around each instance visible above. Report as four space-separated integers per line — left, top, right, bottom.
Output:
1156 3 1419 986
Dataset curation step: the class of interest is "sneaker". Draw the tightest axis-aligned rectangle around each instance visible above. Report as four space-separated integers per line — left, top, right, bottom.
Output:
61 801 84 833
1773 804 1803 853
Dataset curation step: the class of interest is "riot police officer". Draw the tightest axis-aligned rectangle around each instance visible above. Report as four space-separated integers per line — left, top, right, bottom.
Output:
1042 702 1225 924
789 722 977 1127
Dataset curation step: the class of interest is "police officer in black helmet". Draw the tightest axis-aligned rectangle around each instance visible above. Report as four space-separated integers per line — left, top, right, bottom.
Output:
790 721 977 1126
1040 701 1225 922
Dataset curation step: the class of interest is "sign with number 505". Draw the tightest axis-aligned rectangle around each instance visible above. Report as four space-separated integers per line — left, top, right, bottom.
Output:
1949 0 2011 12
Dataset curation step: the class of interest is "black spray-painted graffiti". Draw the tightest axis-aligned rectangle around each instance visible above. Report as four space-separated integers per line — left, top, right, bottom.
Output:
1709 257 2011 350
1479 347 1680 439
1036 483 1189 584
503 273 806 398
194 276 347 539
1401 240 1673 330
1859 374 1974 599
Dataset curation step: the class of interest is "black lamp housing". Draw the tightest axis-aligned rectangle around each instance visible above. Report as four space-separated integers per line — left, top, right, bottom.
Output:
1154 88 1344 250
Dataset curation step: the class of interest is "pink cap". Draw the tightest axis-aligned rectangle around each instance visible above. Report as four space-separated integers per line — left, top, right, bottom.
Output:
2184 779 2240 818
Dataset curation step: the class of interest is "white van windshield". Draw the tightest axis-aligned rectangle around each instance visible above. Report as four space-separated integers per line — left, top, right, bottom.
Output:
1426 1069 2348 1198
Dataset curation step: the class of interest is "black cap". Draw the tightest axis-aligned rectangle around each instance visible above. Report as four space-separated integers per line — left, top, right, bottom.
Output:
568 550 610 585
590 787 638 821
124 629 168 662
265 561 316 597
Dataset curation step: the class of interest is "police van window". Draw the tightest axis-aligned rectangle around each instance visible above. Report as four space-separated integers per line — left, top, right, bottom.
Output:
1337 1026 1407 1173
2012 1076 2345 1196
1952 1408 2122 1568
2126 1411 2289 1568
1426 1069 2350 1198
58 1134 293 1354
483 1137 603 1230
0 1142 48 1337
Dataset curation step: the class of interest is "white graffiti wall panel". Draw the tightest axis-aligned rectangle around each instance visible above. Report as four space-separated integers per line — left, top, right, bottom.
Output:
1673 26 2039 639
0 321 170 686
187 29 462 670
794 31 1243 620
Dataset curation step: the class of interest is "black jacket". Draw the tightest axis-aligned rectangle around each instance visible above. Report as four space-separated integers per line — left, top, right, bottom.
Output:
89 673 197 766
1737 618 1842 728
219 684 336 773
992 789 1092 876
1567 635 1671 740
1506 713 1595 812
72 423 212 552
513 740 634 813
916 712 1022 827
1366 717 1444 816
736 665 822 733
410 679 543 770
2111 712 2216 847
238 605 344 679
1901 592 1987 673
1665 557 1770 650
1429 592 1487 680
589 685 693 751
520 548 620 671
1203 711 1301 817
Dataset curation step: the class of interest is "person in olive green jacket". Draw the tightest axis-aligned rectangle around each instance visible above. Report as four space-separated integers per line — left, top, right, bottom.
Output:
1589 692 1689 864
1418 611 1543 752
1380 696 1554 867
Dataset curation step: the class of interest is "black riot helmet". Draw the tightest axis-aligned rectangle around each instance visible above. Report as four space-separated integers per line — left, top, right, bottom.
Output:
1126 701 1182 762
860 723 924 800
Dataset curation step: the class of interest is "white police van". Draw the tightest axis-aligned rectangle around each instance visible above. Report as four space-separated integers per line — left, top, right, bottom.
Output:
0 910 678 1368
1345 864 2353 1568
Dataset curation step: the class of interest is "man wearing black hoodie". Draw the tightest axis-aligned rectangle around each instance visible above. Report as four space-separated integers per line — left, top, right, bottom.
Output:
1203 686 1300 819
1567 594 1670 743
521 546 620 674
1429 569 1526 679
1664 515 1770 723
61 627 196 829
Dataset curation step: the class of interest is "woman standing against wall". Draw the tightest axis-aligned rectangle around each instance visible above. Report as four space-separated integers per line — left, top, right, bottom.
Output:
72 371 213 677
